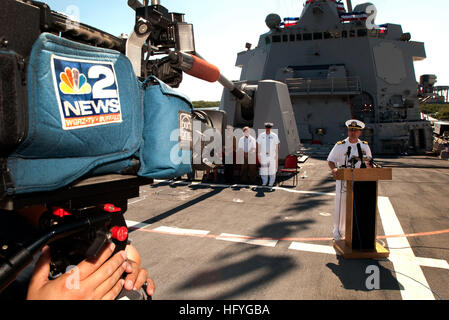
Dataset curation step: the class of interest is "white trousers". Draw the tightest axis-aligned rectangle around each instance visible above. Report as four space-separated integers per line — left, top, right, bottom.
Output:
334 180 347 240
259 154 278 187
261 174 276 187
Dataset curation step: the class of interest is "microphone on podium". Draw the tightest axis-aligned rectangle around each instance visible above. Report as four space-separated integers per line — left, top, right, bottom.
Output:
357 143 367 169
344 146 352 168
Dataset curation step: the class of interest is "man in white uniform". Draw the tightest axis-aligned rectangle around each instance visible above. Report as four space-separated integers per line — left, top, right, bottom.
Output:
327 120 373 240
257 123 280 187
238 127 257 184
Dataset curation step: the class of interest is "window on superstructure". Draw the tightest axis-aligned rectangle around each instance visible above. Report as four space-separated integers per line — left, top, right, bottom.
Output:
272 35 281 43
303 33 312 40
342 30 348 38
283 34 288 42
296 34 302 41
313 32 323 40
357 29 368 37
324 32 331 39
350 30 356 38
290 34 295 42
368 29 377 37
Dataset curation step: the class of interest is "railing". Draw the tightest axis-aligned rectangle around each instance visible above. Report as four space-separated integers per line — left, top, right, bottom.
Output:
286 77 361 96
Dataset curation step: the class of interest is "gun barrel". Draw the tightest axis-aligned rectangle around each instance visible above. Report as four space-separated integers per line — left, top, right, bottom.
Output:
194 53 253 108
216 74 252 108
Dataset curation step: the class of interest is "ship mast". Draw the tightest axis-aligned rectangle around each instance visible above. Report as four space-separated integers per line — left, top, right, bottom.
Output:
346 0 353 12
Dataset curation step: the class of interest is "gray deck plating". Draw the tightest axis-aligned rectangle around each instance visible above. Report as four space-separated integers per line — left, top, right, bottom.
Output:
125 156 449 300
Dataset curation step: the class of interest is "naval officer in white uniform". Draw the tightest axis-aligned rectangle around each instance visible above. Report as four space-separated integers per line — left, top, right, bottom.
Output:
327 120 373 240
257 123 280 187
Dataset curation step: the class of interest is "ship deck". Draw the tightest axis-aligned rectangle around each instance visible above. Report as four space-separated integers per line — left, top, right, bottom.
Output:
125 155 449 300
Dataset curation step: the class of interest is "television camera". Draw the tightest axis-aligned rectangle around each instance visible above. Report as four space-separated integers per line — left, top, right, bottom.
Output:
0 0 252 295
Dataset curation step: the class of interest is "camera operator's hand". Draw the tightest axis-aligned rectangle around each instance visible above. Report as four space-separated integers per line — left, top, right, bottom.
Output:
122 245 155 298
27 243 128 300
123 259 155 297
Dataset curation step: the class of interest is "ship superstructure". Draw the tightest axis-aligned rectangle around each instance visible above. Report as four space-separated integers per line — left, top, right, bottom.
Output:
221 0 433 154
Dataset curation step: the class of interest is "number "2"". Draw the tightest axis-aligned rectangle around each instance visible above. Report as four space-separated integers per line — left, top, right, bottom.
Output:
88 65 118 99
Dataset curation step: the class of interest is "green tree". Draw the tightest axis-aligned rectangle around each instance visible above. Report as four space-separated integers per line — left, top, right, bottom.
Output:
192 101 220 109
437 109 449 120
421 104 449 120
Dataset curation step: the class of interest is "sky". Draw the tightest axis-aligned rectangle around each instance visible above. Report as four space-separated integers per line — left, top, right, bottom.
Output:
42 0 449 101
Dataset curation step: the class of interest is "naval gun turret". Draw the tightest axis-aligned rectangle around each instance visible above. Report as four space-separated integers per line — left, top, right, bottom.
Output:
220 0 433 155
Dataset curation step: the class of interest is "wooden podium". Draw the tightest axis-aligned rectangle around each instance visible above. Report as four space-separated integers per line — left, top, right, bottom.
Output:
333 168 392 259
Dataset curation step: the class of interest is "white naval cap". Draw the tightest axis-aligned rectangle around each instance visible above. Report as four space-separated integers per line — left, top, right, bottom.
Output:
346 119 366 130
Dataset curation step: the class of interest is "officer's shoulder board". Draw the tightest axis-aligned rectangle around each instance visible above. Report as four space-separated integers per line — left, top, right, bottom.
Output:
361 141 369 145
337 140 346 145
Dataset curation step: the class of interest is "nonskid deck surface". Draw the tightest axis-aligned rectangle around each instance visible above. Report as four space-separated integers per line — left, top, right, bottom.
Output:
125 156 449 300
